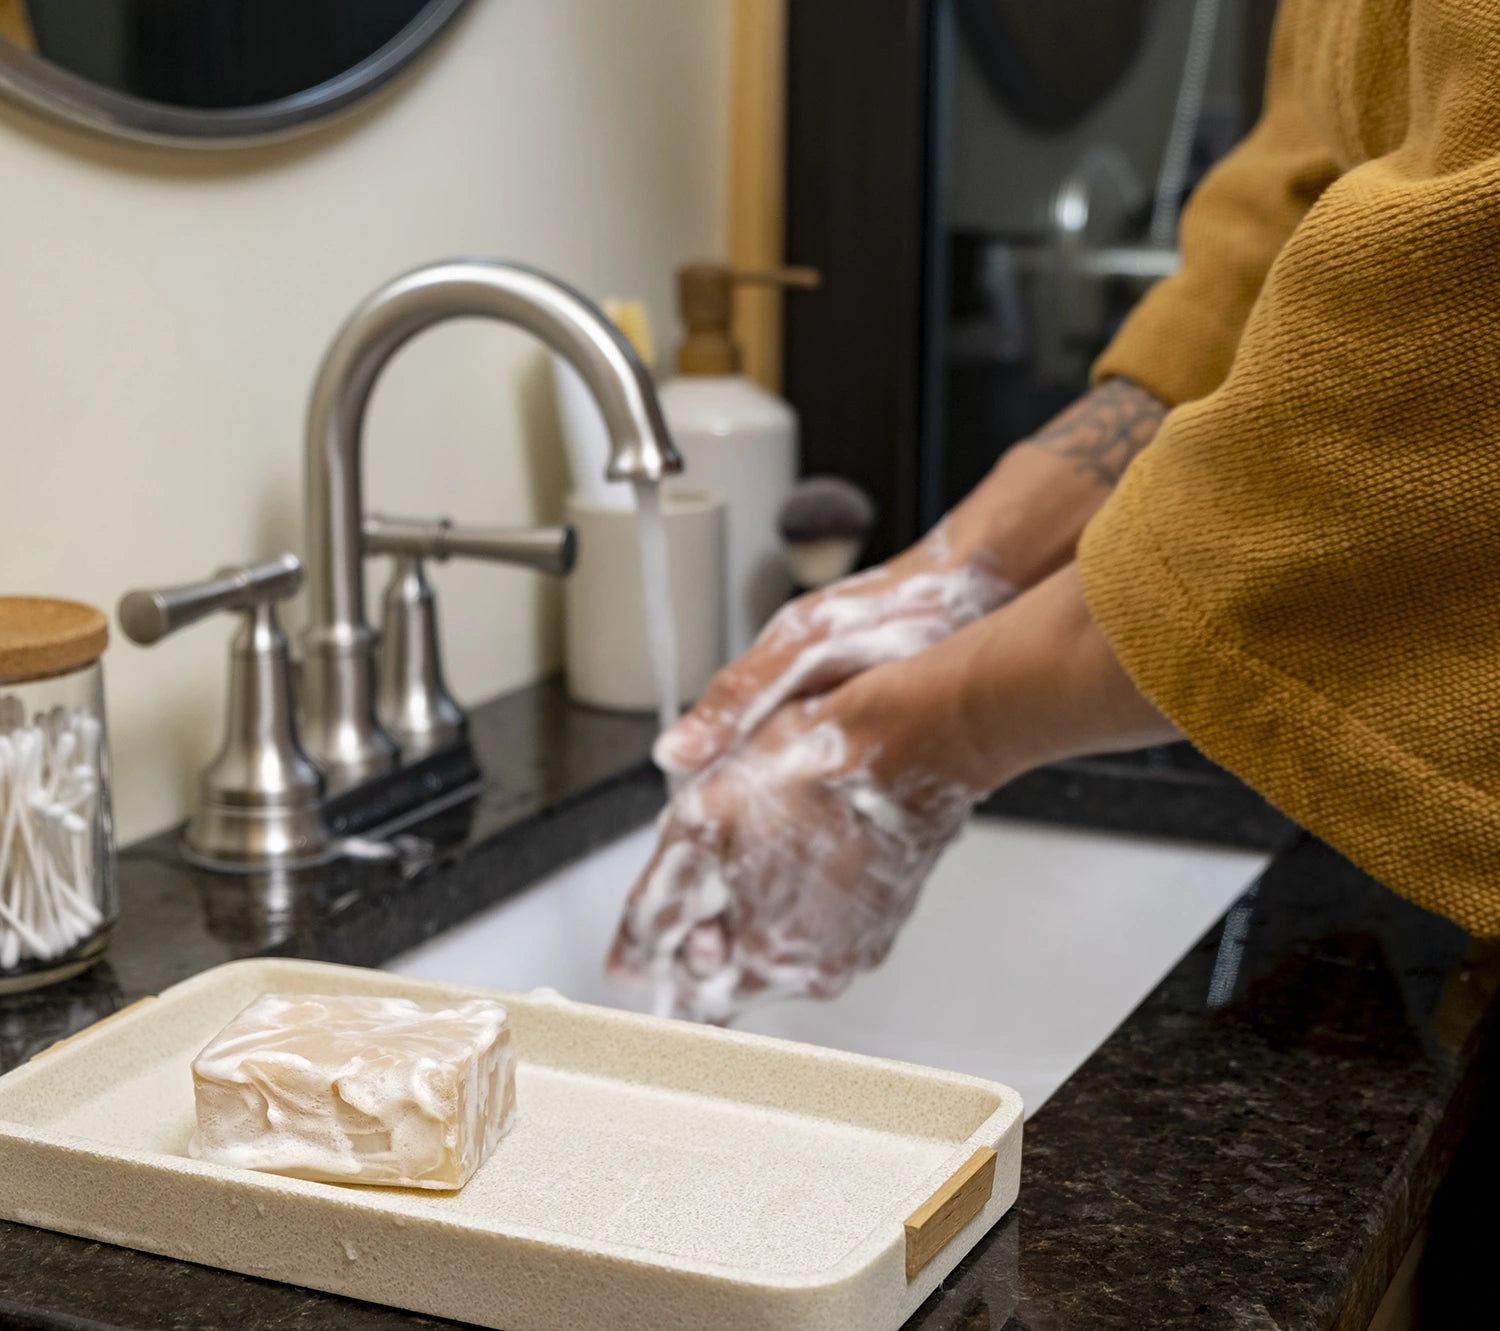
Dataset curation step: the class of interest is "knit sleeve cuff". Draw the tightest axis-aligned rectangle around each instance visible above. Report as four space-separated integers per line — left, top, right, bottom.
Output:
1090 276 1251 407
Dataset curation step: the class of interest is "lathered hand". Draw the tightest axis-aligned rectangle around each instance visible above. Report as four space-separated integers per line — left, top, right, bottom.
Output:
610 693 979 1024
654 526 1012 780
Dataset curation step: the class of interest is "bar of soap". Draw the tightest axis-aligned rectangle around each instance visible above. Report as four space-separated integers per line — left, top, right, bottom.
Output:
188 993 516 1190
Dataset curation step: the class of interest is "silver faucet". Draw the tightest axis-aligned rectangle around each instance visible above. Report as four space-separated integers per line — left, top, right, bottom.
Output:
300 259 683 791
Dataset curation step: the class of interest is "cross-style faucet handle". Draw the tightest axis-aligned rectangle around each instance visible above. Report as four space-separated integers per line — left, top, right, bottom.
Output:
118 554 303 646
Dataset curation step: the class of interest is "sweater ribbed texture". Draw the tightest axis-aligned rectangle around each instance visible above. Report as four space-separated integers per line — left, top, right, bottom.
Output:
1082 0 1500 932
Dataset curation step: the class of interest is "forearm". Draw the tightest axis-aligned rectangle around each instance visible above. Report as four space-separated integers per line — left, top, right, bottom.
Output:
656 380 1167 777
933 379 1167 587
842 562 1180 793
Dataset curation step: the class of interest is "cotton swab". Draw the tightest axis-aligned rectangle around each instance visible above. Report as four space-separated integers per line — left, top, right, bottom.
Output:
0 699 106 969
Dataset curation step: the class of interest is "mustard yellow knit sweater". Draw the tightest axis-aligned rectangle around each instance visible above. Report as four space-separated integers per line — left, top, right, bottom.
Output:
1080 0 1500 932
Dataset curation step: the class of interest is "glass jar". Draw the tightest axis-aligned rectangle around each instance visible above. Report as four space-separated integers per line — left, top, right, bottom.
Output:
0 598 116 993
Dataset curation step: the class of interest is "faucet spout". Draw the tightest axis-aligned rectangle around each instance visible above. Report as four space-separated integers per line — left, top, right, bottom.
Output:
302 258 682 790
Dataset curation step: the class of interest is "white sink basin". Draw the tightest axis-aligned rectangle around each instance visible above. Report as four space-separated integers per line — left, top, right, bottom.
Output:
389 816 1267 1115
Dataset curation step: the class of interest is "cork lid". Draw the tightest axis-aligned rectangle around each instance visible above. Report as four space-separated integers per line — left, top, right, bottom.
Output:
0 597 109 683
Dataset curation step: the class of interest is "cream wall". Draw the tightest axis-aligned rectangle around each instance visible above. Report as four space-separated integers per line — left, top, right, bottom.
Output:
0 0 731 842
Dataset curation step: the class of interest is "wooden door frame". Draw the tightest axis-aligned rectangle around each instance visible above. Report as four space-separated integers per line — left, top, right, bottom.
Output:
781 0 940 563
729 0 790 391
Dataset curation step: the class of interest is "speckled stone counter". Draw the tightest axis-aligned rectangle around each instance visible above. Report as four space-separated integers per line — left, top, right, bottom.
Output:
0 679 1490 1330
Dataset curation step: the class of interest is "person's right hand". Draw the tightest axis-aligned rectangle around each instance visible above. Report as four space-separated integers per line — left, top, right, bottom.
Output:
653 526 1014 779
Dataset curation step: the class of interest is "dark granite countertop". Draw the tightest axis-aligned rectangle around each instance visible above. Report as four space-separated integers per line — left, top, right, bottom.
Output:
0 678 1490 1330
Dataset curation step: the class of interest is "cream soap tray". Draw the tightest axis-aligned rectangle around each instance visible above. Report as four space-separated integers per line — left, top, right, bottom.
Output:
0 958 1022 1331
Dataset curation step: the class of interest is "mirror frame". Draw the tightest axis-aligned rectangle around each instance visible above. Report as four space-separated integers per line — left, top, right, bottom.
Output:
0 0 469 148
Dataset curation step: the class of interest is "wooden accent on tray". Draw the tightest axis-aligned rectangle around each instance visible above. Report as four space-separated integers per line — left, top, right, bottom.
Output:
728 0 788 391
903 1147 998 1279
31 997 156 1061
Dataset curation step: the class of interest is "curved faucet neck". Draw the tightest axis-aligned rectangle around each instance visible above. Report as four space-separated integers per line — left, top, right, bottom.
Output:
300 258 681 788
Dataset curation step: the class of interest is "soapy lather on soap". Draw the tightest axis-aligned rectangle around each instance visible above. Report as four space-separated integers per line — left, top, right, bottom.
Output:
189 992 516 1190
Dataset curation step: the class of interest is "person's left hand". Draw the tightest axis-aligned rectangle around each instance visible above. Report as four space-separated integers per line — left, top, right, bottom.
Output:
606 683 980 1024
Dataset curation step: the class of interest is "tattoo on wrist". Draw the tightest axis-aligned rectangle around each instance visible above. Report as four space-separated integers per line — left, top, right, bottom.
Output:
1020 378 1168 486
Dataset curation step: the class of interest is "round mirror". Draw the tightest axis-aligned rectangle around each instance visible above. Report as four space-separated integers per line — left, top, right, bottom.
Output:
0 0 469 147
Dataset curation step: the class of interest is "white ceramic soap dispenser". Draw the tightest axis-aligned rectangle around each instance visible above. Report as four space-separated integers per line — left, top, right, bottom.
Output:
659 264 818 657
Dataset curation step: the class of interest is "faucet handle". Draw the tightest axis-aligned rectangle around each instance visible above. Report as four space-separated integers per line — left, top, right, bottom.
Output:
363 514 576 576
363 514 576 761
117 555 327 872
118 554 302 646
370 553 464 762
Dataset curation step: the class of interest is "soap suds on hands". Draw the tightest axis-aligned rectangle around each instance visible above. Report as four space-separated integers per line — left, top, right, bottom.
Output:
610 705 980 1024
618 525 1009 1024
655 525 1014 778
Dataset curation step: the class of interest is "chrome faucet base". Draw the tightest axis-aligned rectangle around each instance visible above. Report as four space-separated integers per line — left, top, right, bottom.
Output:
182 797 332 874
120 556 332 874
179 735 481 874
298 626 399 790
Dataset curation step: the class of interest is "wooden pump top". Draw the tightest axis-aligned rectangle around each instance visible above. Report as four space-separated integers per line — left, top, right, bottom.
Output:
675 263 821 375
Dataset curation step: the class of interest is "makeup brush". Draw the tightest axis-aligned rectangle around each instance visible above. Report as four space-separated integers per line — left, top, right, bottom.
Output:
777 477 877 589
